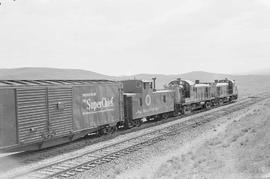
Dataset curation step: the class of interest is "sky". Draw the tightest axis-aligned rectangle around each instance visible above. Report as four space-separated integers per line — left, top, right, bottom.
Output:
0 0 270 76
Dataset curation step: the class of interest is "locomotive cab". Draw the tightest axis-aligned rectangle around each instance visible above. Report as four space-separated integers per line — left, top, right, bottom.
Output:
168 79 195 103
216 79 238 100
169 78 218 114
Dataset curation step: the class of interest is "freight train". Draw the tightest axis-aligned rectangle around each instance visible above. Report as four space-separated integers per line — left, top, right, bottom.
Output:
0 78 238 152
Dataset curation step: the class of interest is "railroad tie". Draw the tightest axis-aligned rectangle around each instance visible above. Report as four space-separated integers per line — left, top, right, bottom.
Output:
101 157 112 162
65 171 76 176
122 149 131 154
59 173 71 178
81 165 92 170
74 168 84 172
86 163 96 167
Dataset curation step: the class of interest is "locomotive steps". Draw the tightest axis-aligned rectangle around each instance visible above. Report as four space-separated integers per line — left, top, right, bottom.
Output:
1 93 269 179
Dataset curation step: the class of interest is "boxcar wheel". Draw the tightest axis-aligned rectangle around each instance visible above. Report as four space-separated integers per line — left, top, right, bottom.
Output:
162 113 169 120
136 119 142 127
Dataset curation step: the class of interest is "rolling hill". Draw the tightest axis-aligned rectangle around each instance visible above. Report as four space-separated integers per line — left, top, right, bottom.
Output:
244 68 270 75
121 71 270 97
0 67 114 80
0 68 269 97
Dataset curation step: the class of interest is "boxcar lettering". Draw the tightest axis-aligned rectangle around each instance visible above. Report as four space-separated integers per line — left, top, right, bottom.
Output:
82 108 114 115
83 97 114 111
82 93 96 97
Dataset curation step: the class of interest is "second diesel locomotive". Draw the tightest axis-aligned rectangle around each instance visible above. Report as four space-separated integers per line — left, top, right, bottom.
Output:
168 78 238 114
0 78 238 152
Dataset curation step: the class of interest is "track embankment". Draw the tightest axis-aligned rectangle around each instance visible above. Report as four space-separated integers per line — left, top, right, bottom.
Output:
0 93 268 179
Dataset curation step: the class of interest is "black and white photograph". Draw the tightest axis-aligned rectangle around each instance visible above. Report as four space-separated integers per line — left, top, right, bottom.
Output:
1 0 270 178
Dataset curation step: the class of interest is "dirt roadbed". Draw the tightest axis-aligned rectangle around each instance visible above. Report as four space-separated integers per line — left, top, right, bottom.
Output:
74 99 270 179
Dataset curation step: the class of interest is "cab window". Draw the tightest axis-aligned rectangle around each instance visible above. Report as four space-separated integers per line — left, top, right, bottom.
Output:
136 81 141 88
139 98 143 106
143 83 146 89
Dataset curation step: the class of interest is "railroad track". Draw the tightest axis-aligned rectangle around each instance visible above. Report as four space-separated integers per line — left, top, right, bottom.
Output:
4 93 268 179
0 94 250 167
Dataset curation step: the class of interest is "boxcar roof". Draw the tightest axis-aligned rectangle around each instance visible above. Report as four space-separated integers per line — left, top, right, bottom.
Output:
0 80 117 87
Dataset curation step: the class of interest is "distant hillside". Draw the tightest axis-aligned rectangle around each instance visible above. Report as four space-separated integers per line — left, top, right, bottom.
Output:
120 71 270 98
0 68 269 97
119 71 234 89
0 67 114 80
244 68 270 75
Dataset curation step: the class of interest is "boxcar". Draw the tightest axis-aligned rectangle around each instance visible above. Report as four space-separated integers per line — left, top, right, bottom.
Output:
122 80 174 127
0 80 124 152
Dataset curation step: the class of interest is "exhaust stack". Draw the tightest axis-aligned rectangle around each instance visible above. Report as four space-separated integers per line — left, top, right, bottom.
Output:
152 77 157 91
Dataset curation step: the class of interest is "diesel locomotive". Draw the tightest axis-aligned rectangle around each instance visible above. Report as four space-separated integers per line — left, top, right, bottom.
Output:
0 78 238 152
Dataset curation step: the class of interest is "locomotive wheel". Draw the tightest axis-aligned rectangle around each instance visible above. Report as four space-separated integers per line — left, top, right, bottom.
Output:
182 106 187 115
219 99 224 105
182 106 191 115
191 104 196 111
205 102 212 109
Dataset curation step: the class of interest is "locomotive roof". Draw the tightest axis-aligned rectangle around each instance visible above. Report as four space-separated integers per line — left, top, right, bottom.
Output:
182 80 195 85
142 80 152 83
123 93 137 96
154 89 174 93
0 79 118 87
169 79 194 86
122 79 152 83
216 82 228 86
194 84 210 87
